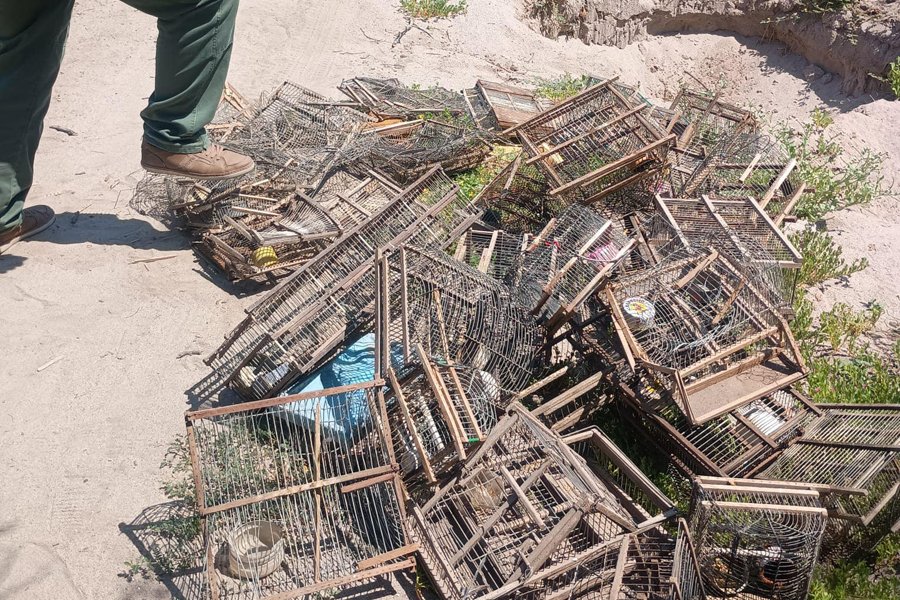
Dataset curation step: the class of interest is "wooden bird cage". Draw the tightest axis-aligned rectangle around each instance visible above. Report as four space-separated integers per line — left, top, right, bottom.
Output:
339 119 492 183
202 167 482 402
689 478 827 600
197 170 402 283
654 194 802 270
410 403 681 600
338 77 469 120
380 245 543 396
450 227 531 281
184 381 416 600
600 244 806 425
510 78 676 204
506 204 634 334
755 404 900 552
474 154 566 235
466 80 549 132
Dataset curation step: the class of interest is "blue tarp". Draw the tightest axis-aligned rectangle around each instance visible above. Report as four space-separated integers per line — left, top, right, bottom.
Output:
276 334 402 442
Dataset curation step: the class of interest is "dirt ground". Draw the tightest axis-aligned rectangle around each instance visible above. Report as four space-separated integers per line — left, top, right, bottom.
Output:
0 1 897 599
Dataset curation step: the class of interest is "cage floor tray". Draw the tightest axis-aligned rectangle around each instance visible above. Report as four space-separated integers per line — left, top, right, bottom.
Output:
685 356 803 425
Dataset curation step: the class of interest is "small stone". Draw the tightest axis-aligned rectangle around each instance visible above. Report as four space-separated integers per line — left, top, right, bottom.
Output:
822 73 834 84
803 64 825 81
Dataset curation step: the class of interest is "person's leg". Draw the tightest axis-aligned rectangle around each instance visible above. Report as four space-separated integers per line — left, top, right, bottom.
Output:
0 0 72 234
120 0 238 153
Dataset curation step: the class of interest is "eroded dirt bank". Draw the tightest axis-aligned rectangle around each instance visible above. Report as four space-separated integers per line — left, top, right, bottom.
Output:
526 0 900 94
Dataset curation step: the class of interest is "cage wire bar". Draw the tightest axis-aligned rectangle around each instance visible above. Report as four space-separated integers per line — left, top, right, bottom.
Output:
184 381 416 600
475 154 567 235
410 403 681 600
511 78 676 204
467 80 550 133
199 167 482 401
450 227 531 282
654 195 803 269
381 245 543 395
197 169 403 282
689 478 827 600
599 242 805 425
680 129 805 220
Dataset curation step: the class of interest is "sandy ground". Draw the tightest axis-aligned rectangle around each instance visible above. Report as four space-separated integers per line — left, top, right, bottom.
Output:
0 1 897 599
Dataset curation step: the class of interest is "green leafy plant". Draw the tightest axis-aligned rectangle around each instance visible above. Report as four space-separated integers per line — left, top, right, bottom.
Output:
788 229 868 288
400 0 467 19
811 534 900 599
453 145 518 200
778 109 886 220
534 73 593 101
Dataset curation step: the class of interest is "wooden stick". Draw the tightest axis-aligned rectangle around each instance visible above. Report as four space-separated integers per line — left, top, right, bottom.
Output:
758 158 797 209
387 367 436 482
673 249 718 289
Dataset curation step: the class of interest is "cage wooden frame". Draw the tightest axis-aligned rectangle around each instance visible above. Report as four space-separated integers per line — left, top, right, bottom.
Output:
509 78 676 203
600 244 806 425
184 380 417 600
410 403 679 600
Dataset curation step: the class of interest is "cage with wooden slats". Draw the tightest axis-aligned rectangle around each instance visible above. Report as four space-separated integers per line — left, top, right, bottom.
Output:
337 119 492 183
598 243 805 426
755 404 900 555
681 129 806 222
338 77 469 120
449 227 531 281
207 82 256 141
474 155 568 235
197 170 403 283
409 403 681 600
184 381 416 600
668 88 756 156
201 167 482 401
689 478 827 600
374 246 543 481
505 204 634 334
654 194 803 270
510 79 676 204
465 80 550 133
380 245 543 396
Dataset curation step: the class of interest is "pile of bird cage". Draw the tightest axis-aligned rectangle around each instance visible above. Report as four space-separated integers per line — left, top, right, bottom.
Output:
150 74 900 600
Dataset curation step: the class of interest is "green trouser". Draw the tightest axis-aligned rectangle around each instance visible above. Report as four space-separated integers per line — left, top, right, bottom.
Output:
0 0 239 232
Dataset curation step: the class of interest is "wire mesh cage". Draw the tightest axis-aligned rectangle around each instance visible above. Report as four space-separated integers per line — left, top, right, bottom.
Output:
475 155 568 235
689 478 827 600
449 227 531 281
196 169 403 282
200 167 482 402
375 245 544 480
466 80 550 132
184 381 416 600
511 79 675 203
755 405 900 554
381 246 543 395
338 77 469 120
600 243 805 425
668 88 757 165
616 381 817 479
655 195 803 270
506 204 634 333
337 119 492 183
679 129 805 221
409 403 678 600
207 82 256 142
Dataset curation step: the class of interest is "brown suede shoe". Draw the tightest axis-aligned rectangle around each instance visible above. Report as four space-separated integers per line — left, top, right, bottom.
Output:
0 205 56 255
141 140 255 180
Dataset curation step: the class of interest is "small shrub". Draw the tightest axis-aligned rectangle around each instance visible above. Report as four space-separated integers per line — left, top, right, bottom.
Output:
817 301 882 353
886 57 900 99
805 341 900 404
778 109 886 220
788 229 867 288
799 0 855 14
534 73 593 101
453 146 518 200
400 0 467 19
